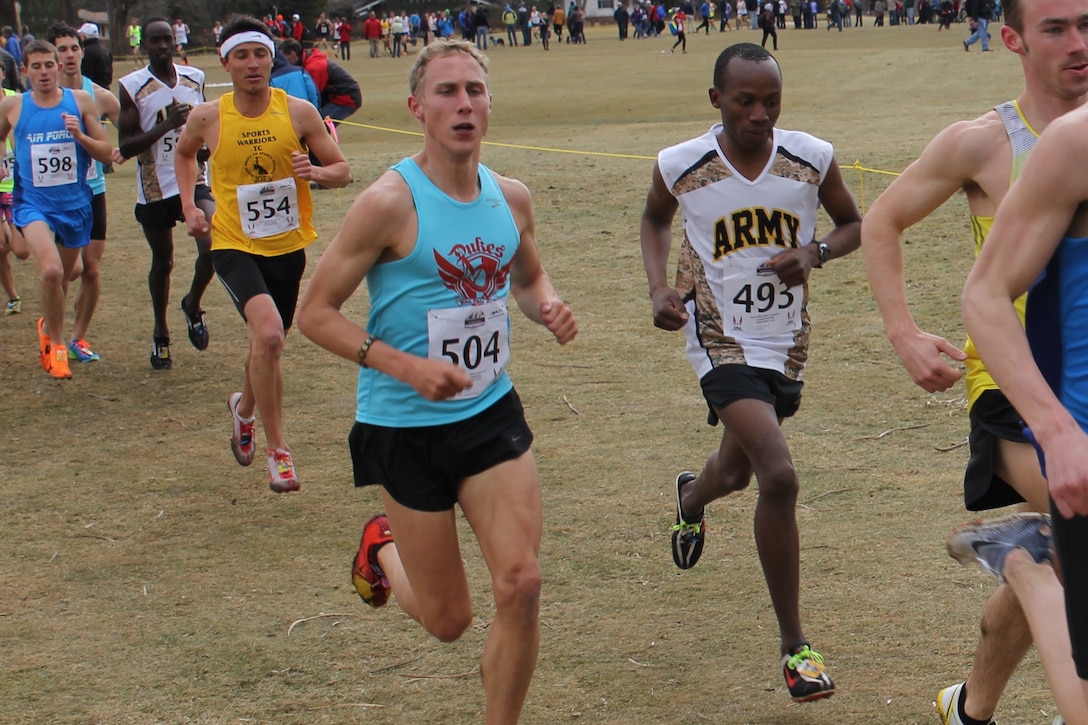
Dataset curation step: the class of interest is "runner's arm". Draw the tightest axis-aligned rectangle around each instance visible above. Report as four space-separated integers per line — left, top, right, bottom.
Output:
69 89 113 163
963 114 1088 518
0 94 16 147
287 98 352 188
501 176 578 345
297 172 473 400
93 85 125 163
764 157 861 287
863 122 988 391
117 84 190 159
640 162 689 331
175 101 214 237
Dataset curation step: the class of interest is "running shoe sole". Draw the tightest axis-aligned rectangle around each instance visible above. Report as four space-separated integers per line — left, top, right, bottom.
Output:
947 512 1053 580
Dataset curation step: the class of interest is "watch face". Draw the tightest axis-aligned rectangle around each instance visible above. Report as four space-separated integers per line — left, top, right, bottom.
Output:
818 243 831 263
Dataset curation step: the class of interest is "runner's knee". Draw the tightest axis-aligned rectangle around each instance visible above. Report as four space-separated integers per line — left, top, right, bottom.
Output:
754 460 799 501
252 324 285 357
422 602 474 642
491 559 542 621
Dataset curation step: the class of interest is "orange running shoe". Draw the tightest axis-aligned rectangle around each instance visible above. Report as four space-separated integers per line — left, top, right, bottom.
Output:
351 515 394 607
49 346 72 379
36 317 50 370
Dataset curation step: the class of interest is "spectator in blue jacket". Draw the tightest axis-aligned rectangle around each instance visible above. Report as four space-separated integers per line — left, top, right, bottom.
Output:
272 40 319 110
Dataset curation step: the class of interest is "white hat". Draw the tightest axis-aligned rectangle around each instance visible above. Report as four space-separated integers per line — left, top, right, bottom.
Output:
292 14 300 20
78 22 100 38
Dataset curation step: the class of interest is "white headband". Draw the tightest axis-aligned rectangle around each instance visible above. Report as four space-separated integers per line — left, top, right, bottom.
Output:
219 31 276 60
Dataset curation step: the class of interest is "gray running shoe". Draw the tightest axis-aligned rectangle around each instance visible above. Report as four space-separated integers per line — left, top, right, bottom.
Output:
947 512 1053 580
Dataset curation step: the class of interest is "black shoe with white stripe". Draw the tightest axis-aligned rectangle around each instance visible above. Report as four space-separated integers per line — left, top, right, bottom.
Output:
671 471 705 569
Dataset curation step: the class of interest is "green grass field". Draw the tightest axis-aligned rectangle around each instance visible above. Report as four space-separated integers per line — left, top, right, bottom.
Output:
0 22 1062 724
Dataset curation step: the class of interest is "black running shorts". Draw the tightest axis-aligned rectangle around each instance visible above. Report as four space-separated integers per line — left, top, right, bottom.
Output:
964 389 1030 511
134 185 214 231
90 192 106 241
700 363 803 426
212 248 306 330
348 389 534 512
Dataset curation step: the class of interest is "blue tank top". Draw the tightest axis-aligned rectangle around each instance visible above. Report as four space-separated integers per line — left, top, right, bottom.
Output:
1056 236 1088 428
81 76 106 195
12 88 92 218
356 158 519 427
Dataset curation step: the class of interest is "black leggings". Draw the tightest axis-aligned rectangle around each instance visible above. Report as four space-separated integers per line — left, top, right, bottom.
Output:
1052 501 1088 680
761 25 777 49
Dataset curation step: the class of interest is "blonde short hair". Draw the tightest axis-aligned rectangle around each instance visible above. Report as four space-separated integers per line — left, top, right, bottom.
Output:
408 39 489 96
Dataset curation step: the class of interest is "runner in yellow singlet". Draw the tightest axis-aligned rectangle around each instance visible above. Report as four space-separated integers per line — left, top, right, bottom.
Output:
175 16 351 493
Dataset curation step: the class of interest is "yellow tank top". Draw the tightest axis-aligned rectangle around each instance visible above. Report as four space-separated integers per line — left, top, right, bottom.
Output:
963 216 1027 410
210 88 316 256
964 100 1036 411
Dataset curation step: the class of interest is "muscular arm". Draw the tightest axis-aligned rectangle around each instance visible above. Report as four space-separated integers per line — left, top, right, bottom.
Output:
297 172 473 401
639 162 689 331
117 84 191 159
92 84 125 164
287 98 352 188
0 93 17 145
93 84 120 126
963 112 1088 518
175 100 215 236
71 89 114 163
500 176 578 344
764 157 862 288
861 119 994 391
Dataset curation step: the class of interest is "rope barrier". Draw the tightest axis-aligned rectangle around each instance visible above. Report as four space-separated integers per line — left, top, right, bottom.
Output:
327 120 907 211
335 119 657 160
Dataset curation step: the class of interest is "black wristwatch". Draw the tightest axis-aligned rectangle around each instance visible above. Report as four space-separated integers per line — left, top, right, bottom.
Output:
814 242 831 268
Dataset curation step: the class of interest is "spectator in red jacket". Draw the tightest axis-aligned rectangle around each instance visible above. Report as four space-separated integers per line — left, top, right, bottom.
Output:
298 45 362 122
292 14 305 41
337 17 353 61
363 12 383 58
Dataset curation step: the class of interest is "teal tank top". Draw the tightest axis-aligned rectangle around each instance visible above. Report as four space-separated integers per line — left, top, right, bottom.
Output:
81 76 106 196
356 158 519 426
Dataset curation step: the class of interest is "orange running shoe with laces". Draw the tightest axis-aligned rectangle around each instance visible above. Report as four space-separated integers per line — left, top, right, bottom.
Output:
352 515 394 607
49 346 72 379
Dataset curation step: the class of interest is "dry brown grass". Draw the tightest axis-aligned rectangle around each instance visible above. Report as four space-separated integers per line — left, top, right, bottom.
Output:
0 22 1062 724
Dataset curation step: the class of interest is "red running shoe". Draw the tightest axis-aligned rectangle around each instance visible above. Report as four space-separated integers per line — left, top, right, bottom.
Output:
352 515 394 607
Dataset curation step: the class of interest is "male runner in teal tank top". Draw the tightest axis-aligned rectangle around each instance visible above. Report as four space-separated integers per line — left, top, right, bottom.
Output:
298 40 577 725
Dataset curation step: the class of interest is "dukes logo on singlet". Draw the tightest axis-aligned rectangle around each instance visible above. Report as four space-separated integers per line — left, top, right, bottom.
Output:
434 237 511 306
713 206 801 260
